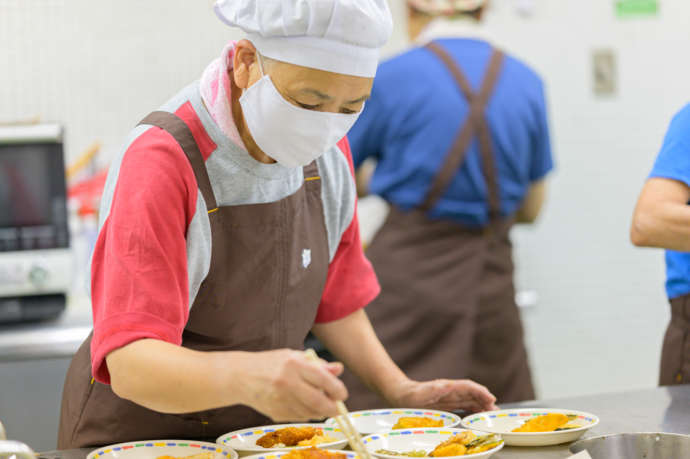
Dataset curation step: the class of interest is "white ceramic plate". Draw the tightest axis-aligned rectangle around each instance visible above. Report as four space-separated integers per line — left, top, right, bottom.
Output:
362 427 503 459
87 440 238 459
325 409 461 435
242 450 357 459
216 424 348 454
461 408 600 447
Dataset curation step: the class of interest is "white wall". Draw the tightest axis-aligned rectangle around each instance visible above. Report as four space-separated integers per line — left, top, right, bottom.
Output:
1 0 689 400
0 0 235 165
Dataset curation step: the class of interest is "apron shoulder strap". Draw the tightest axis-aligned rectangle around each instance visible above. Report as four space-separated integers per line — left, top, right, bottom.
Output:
138 111 218 211
419 42 505 225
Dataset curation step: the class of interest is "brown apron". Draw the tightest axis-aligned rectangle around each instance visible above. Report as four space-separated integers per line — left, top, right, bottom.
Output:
660 293 690 385
58 111 330 448
342 42 535 409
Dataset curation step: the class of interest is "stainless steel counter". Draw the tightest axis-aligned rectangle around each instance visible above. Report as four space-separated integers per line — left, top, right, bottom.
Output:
35 385 690 459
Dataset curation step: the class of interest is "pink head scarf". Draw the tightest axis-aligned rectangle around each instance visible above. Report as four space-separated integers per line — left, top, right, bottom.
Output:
199 41 244 147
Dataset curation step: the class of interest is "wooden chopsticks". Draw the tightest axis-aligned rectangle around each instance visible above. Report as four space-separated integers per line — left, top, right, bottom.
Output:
304 349 372 459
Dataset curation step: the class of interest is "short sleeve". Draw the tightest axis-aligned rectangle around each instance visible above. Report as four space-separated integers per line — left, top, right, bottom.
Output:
529 80 555 182
649 104 690 187
314 138 380 323
90 128 198 384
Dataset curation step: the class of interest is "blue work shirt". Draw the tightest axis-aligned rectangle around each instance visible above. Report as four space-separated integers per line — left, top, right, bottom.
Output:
649 103 690 299
349 38 554 226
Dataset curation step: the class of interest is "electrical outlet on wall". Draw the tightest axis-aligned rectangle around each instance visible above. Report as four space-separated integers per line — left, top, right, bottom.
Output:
592 49 617 96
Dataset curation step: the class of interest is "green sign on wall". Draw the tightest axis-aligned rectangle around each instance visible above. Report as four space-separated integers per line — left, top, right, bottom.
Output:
616 0 659 17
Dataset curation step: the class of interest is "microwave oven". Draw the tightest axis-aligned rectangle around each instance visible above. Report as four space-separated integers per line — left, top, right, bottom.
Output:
0 124 72 323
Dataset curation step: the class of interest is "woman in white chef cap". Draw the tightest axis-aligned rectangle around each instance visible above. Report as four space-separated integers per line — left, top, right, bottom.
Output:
58 0 497 448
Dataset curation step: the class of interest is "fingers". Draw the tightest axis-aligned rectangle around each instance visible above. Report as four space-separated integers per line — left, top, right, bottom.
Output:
268 376 340 422
298 359 348 402
464 380 496 407
325 362 344 377
292 378 341 419
428 379 497 413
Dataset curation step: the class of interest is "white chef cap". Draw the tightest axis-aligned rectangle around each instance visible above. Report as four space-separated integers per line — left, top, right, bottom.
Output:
408 0 486 15
214 0 393 78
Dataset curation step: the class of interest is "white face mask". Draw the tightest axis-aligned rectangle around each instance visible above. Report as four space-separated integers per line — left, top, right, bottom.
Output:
239 54 362 168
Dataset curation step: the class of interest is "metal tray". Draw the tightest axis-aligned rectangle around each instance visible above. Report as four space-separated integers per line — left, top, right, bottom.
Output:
570 432 690 459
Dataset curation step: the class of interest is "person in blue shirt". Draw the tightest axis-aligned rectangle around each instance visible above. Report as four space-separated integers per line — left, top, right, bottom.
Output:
631 103 690 386
340 0 554 408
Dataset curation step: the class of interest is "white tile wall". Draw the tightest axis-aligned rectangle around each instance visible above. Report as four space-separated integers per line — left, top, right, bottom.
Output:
1 0 689 400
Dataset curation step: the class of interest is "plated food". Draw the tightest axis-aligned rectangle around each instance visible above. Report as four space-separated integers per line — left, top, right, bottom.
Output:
157 454 215 459
87 440 237 459
461 409 600 447
282 448 347 459
363 428 503 459
511 413 581 433
325 409 461 435
217 424 348 454
242 449 357 459
376 432 502 457
392 417 444 430
256 427 336 448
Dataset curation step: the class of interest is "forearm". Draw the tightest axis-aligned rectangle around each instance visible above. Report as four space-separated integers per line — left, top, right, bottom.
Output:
355 160 376 197
631 178 690 251
311 309 408 404
515 180 546 224
632 201 690 251
314 311 498 413
106 339 247 413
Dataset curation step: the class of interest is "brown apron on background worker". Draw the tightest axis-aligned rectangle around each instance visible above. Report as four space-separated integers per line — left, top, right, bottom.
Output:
660 295 690 385
58 111 330 448
343 42 535 409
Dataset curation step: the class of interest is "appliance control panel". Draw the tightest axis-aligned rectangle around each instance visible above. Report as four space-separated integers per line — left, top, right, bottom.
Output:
0 249 72 297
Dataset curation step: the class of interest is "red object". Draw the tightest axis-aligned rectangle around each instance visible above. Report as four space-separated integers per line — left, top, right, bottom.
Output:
68 169 108 216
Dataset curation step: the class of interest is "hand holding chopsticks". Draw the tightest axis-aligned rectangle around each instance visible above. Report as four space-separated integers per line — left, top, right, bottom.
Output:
304 349 372 459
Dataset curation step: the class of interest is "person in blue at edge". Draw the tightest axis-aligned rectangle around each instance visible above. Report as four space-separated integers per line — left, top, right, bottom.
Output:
631 104 690 386
341 0 554 408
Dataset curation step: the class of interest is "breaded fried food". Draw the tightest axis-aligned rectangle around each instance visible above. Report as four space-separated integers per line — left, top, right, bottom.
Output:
429 432 476 457
297 434 337 447
256 426 319 448
392 417 444 430
283 447 346 459
512 413 570 433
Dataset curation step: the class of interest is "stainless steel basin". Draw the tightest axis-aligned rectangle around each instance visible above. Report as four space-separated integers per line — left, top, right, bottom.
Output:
570 433 690 459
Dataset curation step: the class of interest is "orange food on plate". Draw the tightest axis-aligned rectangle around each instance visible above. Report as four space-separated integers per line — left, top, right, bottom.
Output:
392 417 444 430
512 413 570 433
156 453 214 459
429 432 475 457
256 427 324 448
376 432 502 457
429 443 466 457
282 447 346 459
297 433 337 447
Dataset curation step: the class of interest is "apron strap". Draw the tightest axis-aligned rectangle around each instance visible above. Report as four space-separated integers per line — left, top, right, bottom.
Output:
419 42 505 225
138 111 219 211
